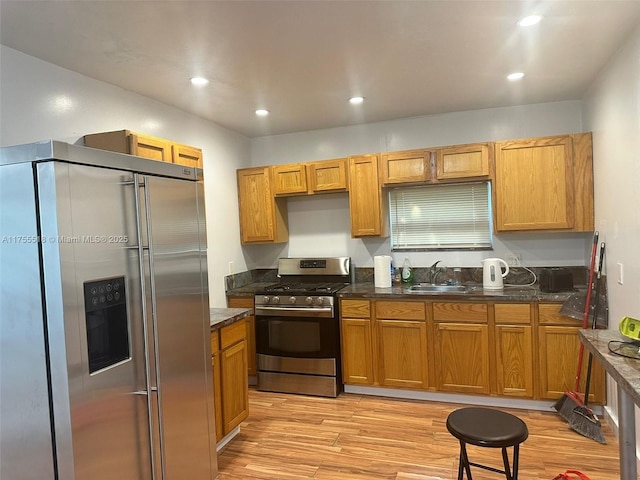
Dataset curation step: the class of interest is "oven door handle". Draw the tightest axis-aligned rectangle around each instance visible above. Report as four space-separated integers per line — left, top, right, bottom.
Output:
255 306 334 317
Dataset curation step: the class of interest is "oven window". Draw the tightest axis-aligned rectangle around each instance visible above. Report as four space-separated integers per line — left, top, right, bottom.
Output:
269 320 321 354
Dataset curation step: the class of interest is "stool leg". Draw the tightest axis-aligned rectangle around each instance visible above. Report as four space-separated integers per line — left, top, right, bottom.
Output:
501 447 513 480
458 441 473 480
512 444 520 480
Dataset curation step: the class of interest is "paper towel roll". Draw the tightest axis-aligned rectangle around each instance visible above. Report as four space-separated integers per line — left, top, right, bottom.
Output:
374 255 392 288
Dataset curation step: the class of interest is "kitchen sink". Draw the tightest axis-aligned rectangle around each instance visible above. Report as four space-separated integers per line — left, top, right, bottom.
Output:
407 284 467 293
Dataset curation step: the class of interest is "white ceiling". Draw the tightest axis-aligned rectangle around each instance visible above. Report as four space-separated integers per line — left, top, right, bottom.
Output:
2 1 640 138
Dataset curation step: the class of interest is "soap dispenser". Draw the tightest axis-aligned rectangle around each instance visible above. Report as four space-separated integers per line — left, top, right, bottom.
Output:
401 258 414 285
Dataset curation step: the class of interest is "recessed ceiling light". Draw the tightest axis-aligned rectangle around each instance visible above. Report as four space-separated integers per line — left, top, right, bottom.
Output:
517 15 542 27
507 72 525 81
190 77 209 86
255 109 269 116
349 96 364 105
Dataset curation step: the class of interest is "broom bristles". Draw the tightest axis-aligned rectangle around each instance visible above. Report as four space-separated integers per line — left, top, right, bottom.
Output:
568 405 607 444
554 391 585 422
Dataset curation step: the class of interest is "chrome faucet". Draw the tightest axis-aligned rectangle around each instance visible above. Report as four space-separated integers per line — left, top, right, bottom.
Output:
428 260 442 284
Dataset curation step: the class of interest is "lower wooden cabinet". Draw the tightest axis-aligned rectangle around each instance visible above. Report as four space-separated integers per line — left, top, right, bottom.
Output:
376 301 428 389
339 298 605 405
432 302 489 395
227 296 256 377
211 319 249 442
494 304 534 398
538 303 605 403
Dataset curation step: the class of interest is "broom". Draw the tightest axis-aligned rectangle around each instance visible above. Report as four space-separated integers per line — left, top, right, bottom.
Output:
568 242 606 444
553 231 599 421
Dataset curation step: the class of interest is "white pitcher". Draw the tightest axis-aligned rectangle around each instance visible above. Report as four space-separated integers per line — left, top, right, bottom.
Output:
481 258 509 290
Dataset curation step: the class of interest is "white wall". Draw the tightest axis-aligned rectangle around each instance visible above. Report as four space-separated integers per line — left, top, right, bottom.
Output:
0 46 251 307
582 25 640 455
248 101 592 270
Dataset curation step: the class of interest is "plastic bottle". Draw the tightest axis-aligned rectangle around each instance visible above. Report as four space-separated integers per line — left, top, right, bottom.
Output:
401 258 414 285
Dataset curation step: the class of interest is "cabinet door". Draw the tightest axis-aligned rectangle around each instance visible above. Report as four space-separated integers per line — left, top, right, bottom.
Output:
129 133 172 162
211 352 223 442
172 144 203 168
272 163 308 195
436 143 490 181
380 149 431 185
435 323 490 394
221 339 249 434
377 319 428 389
495 135 574 231
348 154 385 237
227 297 256 377
237 167 288 244
308 158 348 193
494 304 533 398
341 318 374 385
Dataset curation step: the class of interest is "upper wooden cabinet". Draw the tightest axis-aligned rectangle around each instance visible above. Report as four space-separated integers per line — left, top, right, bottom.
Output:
237 167 288 244
272 163 308 195
436 143 490 181
494 133 594 232
380 149 432 185
84 129 203 168
272 158 349 196
308 158 349 193
348 154 387 237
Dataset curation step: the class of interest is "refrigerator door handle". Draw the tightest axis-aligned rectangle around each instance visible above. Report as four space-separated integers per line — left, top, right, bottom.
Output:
133 173 159 480
142 175 167 480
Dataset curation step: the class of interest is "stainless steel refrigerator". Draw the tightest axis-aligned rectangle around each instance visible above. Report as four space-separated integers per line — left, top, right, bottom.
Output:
0 141 217 479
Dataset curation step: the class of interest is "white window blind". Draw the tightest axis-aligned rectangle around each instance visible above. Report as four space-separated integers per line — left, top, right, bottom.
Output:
389 182 492 250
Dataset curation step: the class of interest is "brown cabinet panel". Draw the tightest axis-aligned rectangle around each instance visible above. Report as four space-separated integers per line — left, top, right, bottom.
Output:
495 303 531 324
237 167 288 244
377 319 428 389
435 143 490 181
435 322 490 394
272 163 308 195
220 339 249 433
341 318 375 385
433 302 488 323
376 301 426 321
341 299 371 318
380 149 431 185
227 297 256 377
172 143 203 168
494 134 591 231
495 324 533 397
308 158 348 193
348 154 386 237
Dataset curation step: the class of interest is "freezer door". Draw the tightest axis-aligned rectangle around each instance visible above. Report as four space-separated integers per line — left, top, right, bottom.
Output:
144 175 215 479
38 162 152 480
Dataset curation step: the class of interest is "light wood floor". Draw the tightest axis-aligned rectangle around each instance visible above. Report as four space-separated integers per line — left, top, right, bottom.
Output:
217 388 623 480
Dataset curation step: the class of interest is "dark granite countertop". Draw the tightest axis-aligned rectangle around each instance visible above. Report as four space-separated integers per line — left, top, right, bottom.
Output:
226 281 580 303
579 329 640 406
338 283 578 302
210 307 252 331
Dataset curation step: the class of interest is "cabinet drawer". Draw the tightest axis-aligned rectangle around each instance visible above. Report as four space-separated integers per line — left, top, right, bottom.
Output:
341 299 371 318
220 319 247 349
495 304 531 324
211 330 220 356
433 302 488 323
538 303 577 325
376 301 426 320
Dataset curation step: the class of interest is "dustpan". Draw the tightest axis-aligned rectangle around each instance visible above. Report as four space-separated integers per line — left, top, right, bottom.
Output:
558 277 608 328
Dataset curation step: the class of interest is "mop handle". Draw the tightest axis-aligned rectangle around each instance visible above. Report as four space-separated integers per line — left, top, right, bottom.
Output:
583 242 605 406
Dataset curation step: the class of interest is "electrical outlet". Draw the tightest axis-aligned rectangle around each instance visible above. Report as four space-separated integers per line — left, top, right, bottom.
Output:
228 261 234 275
506 253 521 267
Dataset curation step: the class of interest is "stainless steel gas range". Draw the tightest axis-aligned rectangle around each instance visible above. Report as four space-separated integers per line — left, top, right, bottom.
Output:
254 257 350 397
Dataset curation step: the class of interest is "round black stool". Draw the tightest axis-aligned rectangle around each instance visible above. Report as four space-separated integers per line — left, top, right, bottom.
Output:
446 407 528 480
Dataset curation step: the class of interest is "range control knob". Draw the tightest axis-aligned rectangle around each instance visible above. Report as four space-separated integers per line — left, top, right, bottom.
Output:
262 296 270 304
305 296 314 305
316 297 325 305
272 296 280 304
289 296 296 304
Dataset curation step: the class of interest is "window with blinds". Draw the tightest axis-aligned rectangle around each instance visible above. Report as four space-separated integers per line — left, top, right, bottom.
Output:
389 182 493 251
